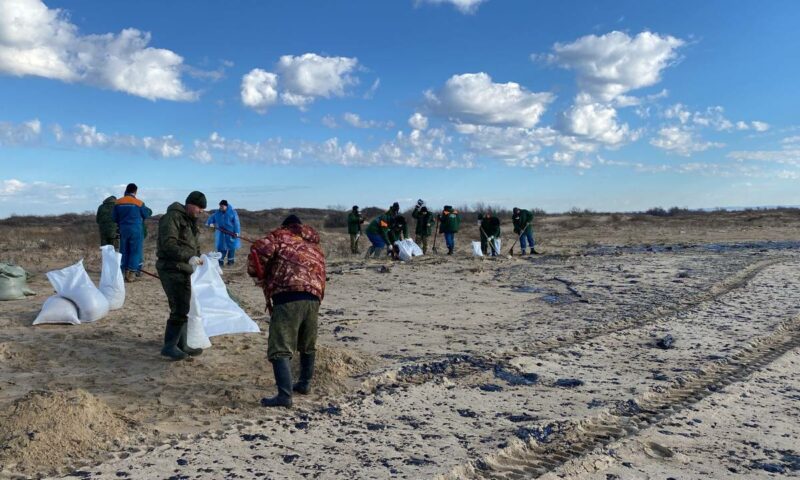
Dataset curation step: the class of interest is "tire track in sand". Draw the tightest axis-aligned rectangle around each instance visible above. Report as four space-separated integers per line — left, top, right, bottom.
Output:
366 257 782 387
441 314 800 479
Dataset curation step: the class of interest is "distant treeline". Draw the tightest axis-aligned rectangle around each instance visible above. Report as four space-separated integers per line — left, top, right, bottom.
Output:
3 205 799 229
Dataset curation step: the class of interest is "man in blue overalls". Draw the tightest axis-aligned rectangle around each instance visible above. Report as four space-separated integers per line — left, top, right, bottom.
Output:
206 199 241 267
113 183 152 282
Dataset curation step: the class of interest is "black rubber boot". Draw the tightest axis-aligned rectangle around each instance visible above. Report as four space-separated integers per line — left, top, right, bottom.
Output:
178 323 203 356
447 247 453 255
261 358 293 408
293 353 315 395
161 322 188 361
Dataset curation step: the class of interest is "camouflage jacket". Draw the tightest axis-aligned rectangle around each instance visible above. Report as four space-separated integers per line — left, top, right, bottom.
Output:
156 202 200 274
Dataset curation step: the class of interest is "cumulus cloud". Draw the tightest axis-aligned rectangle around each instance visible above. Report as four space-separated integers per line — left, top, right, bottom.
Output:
240 53 360 112
650 126 723 156
425 72 554 128
276 53 359 108
0 178 79 206
415 0 487 14
69 123 183 158
342 112 391 129
0 118 41 145
408 112 429 130
0 0 197 101
240 69 278 113
544 31 685 103
560 103 635 145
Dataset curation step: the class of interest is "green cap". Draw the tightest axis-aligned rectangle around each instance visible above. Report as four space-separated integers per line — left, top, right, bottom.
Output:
185 191 207 209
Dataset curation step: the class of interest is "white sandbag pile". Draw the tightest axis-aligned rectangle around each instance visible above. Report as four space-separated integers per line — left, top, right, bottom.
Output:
98 245 125 310
0 263 36 301
33 296 80 325
394 239 424 262
43 260 109 324
186 253 260 349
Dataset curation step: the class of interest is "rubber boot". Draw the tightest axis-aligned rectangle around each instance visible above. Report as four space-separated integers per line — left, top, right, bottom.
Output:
447 247 453 255
178 323 203 356
161 322 188 361
218 259 224 267
261 358 293 408
293 353 315 395
227 259 235 267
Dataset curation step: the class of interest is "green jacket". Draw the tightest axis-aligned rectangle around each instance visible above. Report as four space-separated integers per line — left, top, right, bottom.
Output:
439 208 461 233
365 214 392 244
512 209 534 234
479 214 501 238
347 212 364 235
388 217 408 244
156 202 200 274
96 196 118 237
411 207 436 236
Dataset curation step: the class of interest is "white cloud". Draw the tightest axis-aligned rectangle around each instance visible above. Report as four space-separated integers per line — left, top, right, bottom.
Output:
276 53 359 108
727 148 800 165
408 112 429 130
415 0 487 14
0 118 41 145
321 115 338 129
342 112 388 129
650 126 724 156
544 31 684 103
70 123 182 158
561 102 635 145
425 72 554 128
240 69 278 113
751 121 769 132
0 178 78 204
0 0 196 101
781 135 800 146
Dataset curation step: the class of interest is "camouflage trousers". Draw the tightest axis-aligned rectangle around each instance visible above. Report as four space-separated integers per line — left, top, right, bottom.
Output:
100 232 119 250
267 299 319 361
349 233 361 254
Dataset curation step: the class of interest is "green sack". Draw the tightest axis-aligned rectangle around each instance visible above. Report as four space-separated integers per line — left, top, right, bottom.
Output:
0 263 36 301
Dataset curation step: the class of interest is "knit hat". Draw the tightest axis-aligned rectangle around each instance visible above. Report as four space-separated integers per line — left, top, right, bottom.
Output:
282 214 302 226
219 199 229 207
185 191 207 209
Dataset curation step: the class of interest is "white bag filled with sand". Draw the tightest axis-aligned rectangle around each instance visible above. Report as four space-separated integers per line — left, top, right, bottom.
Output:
394 239 423 261
33 295 81 325
187 253 259 349
98 245 125 310
471 241 484 257
46 260 109 323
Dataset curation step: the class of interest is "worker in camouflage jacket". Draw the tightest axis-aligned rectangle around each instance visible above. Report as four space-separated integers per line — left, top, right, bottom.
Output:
156 191 207 361
248 215 326 408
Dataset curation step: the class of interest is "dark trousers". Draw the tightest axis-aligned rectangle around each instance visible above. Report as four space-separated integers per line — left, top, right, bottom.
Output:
157 268 191 326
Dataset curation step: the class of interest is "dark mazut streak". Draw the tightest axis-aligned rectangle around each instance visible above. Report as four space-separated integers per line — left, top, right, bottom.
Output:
455 315 800 480
393 257 781 385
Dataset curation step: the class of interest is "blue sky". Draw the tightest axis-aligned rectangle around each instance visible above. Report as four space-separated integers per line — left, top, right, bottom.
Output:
1 0 799 217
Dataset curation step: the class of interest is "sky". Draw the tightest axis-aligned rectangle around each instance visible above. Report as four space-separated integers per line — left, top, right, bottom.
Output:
1 0 799 217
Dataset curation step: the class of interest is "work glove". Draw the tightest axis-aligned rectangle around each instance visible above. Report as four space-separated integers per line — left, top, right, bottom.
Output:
189 256 204 271
417 199 424 207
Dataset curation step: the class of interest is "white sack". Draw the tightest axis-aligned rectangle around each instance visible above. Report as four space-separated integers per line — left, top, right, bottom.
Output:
471 241 484 257
98 245 125 309
33 295 80 325
46 260 109 323
187 253 259 349
394 239 424 262
492 238 502 254
0 263 35 301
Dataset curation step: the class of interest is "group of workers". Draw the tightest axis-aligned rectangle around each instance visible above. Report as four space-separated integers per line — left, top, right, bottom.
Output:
96 186 242 281
348 200 537 257
94 187 537 409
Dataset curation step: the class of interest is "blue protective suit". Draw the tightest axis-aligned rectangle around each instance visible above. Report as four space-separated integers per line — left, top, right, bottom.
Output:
112 194 152 272
206 205 241 264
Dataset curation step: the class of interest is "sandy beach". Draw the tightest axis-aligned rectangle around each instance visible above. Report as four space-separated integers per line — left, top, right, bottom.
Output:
1 210 800 479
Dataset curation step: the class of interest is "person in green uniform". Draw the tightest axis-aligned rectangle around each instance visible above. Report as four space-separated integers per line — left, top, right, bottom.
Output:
512 207 537 255
347 206 364 254
387 215 408 244
478 210 501 256
365 212 393 258
439 206 461 255
156 191 207 361
96 195 119 249
411 203 436 254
